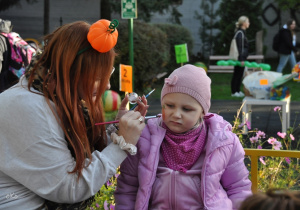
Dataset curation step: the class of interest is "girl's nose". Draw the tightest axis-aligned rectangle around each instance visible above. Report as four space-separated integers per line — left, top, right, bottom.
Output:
173 108 181 118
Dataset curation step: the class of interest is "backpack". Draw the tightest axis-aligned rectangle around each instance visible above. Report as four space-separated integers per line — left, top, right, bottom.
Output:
272 32 279 52
1 32 37 78
0 34 18 93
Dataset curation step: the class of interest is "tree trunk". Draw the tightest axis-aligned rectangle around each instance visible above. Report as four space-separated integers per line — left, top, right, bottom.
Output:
100 0 111 20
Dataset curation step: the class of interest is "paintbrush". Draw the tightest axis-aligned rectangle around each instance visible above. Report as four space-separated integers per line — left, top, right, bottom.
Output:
95 114 162 126
130 88 155 110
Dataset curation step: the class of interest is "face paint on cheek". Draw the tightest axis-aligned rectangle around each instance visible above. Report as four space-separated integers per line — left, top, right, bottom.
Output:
162 104 166 121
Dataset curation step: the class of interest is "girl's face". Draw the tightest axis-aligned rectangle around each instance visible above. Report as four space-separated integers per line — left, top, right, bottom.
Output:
161 93 204 133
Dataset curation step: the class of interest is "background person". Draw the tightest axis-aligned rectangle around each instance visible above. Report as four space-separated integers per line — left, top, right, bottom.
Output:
231 16 250 97
0 20 148 209
0 18 18 93
276 19 299 73
115 64 252 210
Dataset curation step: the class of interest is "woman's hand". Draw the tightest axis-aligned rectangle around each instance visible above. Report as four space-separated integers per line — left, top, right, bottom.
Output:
118 111 146 145
115 94 149 120
133 95 149 116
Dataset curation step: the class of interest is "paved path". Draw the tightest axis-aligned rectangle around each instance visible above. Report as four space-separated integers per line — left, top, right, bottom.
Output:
147 99 300 139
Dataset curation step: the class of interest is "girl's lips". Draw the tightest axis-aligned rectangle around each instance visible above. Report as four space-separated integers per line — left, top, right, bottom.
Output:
170 121 181 125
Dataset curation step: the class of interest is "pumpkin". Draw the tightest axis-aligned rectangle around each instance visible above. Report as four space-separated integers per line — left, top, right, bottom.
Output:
87 19 119 53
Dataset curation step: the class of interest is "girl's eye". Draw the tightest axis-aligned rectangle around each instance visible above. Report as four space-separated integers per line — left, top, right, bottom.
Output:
183 107 192 111
166 104 174 108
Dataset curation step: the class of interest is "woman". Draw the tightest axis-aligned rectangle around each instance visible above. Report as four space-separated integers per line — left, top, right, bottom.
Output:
276 19 299 73
231 16 250 97
0 20 148 209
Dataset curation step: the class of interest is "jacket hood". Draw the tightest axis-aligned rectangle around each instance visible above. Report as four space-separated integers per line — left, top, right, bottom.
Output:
0 18 12 33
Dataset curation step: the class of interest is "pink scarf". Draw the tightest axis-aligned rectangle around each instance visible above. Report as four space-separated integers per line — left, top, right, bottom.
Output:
161 122 207 173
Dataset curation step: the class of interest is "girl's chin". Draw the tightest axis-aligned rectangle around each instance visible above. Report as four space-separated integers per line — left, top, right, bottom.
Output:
167 125 190 134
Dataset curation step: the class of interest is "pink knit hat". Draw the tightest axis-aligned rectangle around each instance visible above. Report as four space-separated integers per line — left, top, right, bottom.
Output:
161 64 211 114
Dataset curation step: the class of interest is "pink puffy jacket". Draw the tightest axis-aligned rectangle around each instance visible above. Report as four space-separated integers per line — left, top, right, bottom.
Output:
115 114 252 210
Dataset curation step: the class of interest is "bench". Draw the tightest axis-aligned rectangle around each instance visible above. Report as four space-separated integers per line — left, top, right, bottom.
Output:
208 55 264 73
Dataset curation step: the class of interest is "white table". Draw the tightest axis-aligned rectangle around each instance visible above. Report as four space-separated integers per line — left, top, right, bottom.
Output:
242 96 291 134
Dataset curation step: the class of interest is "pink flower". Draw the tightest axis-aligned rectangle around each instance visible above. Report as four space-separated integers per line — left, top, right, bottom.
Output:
238 119 251 130
257 145 262 149
96 203 100 208
259 156 266 165
115 173 120 178
290 134 295 140
273 141 282 150
267 137 277 145
256 131 266 139
277 132 286 139
106 181 111 186
285 157 291 164
110 204 115 210
246 120 251 130
250 136 259 143
274 106 281 112
104 201 109 210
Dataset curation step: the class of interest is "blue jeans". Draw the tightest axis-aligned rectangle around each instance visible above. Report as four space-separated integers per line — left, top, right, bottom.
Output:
276 52 296 73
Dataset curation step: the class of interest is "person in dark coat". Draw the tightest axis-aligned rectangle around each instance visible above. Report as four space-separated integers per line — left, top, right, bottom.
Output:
276 19 299 73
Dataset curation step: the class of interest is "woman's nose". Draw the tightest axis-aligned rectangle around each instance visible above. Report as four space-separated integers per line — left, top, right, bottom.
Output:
106 81 111 90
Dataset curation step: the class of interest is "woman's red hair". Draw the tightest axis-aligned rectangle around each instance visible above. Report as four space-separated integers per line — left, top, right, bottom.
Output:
27 21 116 178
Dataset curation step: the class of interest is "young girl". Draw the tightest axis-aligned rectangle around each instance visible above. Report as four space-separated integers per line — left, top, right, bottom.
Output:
115 64 252 210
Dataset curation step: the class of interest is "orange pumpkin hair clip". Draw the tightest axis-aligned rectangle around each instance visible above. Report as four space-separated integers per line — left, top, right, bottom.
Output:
77 19 119 55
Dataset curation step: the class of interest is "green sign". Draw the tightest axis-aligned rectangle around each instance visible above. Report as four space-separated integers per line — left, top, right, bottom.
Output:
174 43 189 64
121 0 137 19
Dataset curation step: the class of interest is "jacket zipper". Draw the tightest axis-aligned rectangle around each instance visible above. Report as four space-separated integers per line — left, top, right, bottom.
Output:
171 171 175 209
201 157 208 210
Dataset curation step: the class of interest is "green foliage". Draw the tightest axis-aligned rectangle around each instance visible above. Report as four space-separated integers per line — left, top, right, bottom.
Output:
87 171 119 210
111 21 194 95
111 20 170 95
154 23 194 74
194 0 218 58
110 0 183 22
274 0 300 10
213 0 263 55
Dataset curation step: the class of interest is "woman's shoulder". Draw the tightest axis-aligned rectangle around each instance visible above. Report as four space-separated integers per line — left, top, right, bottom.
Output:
0 80 47 112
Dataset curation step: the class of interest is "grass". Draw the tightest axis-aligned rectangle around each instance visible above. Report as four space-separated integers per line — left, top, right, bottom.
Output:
150 58 300 101
209 58 300 101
